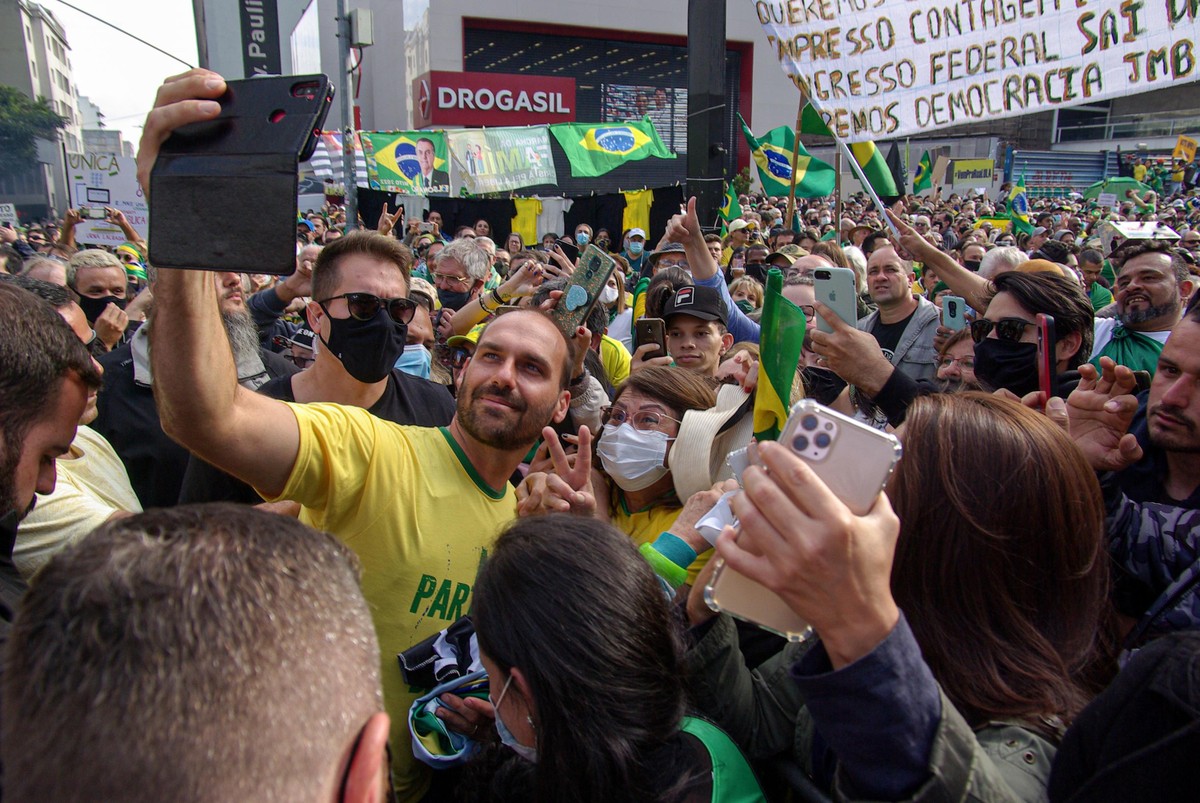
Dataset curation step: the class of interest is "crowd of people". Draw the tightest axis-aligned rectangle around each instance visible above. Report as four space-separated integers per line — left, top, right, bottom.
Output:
1 67 1199 802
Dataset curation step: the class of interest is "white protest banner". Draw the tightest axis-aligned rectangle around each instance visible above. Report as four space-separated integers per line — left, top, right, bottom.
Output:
0 203 17 226
754 0 1200 143
1097 192 1118 207
66 152 148 246
448 127 557 194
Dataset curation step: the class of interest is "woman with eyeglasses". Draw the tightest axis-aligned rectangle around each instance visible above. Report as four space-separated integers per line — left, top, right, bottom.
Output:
518 367 720 587
935 328 979 390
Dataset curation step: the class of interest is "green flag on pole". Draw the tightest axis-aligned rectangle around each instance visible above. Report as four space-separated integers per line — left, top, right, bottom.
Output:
550 119 674 178
798 104 899 198
739 114 835 199
752 269 806 442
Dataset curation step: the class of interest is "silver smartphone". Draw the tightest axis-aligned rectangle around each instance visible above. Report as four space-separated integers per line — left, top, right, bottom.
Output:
704 400 902 641
812 266 858 333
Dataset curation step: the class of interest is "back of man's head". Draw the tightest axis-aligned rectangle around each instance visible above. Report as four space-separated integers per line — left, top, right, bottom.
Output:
2 504 383 803
312 230 412 302
979 246 1027 279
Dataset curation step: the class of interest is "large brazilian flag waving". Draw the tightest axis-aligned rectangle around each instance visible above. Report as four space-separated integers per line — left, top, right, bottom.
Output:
739 114 834 198
550 118 675 178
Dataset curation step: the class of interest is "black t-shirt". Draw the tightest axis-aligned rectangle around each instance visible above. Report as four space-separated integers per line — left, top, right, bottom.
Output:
870 308 917 363
178 369 456 504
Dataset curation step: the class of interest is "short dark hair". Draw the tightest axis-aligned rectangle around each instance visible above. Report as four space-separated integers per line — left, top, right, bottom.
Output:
0 283 101 516
3 504 381 803
991 271 1094 369
312 230 412 301
9 274 77 309
1079 248 1103 267
1112 239 1191 284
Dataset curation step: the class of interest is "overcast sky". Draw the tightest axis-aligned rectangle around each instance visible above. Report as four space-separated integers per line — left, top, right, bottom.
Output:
47 0 198 148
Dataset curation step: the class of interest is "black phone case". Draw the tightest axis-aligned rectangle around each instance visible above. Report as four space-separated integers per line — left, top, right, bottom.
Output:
149 75 333 274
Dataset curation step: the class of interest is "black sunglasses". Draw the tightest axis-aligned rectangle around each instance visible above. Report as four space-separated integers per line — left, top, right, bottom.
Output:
318 293 416 325
970 317 1034 343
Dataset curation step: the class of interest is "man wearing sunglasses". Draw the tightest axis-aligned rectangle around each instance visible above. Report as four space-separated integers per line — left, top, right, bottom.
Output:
178 234 455 506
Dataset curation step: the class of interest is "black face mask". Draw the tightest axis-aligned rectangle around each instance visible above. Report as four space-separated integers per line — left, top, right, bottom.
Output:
963 260 982 272
77 294 126 324
973 338 1038 397
437 288 472 311
320 309 407 384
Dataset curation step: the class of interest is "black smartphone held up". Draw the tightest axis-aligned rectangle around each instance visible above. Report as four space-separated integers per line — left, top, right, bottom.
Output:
634 317 667 359
150 74 334 274
1036 313 1058 403
554 238 580 264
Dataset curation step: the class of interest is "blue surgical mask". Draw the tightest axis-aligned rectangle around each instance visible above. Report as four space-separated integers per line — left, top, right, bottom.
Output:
628 241 644 256
395 343 431 379
575 232 590 246
491 675 537 762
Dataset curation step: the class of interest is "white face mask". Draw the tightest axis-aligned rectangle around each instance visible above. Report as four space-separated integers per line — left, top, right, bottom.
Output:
596 423 671 491
492 675 537 763
600 285 619 305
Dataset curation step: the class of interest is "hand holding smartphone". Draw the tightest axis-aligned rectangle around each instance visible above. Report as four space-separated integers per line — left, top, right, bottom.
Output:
705 401 901 640
634 317 667 359
149 74 334 274
942 295 967 331
812 267 858 334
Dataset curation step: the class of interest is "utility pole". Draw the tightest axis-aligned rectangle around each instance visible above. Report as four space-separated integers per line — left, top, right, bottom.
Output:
686 0 727 230
336 0 357 230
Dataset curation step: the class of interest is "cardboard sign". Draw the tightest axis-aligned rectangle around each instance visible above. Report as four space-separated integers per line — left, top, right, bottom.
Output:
65 152 148 247
0 203 17 226
949 158 995 188
1097 192 1118 208
1174 135 1197 163
1099 220 1179 257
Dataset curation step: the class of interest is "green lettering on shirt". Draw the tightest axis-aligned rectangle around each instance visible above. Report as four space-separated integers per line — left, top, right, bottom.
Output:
410 574 438 614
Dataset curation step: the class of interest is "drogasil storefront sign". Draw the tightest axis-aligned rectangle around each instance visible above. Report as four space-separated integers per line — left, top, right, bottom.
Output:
412 71 577 128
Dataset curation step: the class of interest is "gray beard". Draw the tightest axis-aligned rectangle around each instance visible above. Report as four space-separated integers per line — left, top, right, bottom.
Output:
1119 297 1180 327
222 307 262 366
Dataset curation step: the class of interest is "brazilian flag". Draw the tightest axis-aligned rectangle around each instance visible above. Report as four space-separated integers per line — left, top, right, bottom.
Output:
753 269 806 441
551 119 674 178
739 114 834 198
798 104 899 198
914 151 933 193
1008 175 1033 235
719 183 742 235
361 132 449 194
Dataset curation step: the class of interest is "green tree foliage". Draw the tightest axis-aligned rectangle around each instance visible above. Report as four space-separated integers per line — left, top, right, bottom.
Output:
731 166 752 198
0 85 66 179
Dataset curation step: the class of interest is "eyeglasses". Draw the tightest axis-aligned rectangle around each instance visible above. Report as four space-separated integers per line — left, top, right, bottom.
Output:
317 292 417 325
937 354 975 370
657 259 689 270
969 317 1034 343
28 237 46 244
1182 239 1200 248
601 406 682 432
797 304 816 320
433 272 471 288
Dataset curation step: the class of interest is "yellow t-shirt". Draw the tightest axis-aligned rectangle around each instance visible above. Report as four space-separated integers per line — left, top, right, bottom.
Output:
600 334 632 387
622 189 654 236
267 404 516 802
511 198 543 246
611 494 712 585
15 425 142 579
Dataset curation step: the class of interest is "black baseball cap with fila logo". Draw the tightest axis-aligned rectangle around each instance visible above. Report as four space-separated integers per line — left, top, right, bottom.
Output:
662 285 727 323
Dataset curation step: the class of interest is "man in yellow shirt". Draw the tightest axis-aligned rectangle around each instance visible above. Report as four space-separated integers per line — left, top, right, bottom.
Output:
140 70 576 802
